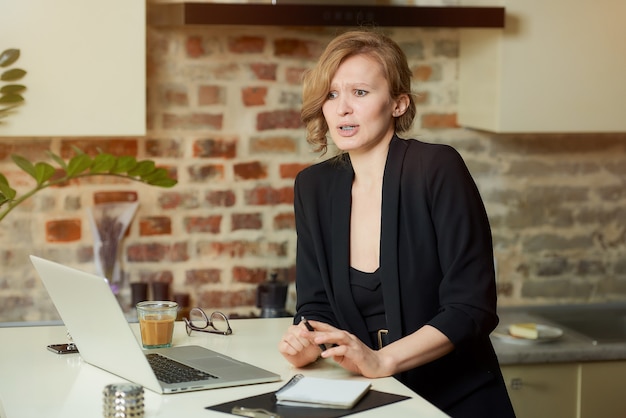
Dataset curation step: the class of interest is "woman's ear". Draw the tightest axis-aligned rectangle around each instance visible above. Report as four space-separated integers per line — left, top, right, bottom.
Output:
392 94 410 117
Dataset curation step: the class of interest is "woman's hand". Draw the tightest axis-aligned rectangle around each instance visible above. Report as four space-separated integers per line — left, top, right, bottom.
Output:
306 321 394 378
301 321 455 379
278 322 324 368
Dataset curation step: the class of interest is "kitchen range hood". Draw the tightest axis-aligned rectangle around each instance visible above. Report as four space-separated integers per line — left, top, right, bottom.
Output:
148 1 505 28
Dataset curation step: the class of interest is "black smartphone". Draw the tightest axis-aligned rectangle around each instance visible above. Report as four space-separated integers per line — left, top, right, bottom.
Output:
46 343 79 354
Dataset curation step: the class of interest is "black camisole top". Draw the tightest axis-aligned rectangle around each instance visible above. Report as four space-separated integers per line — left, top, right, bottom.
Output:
349 267 387 348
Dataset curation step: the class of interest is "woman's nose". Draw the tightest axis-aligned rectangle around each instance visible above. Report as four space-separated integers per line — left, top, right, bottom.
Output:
336 96 352 115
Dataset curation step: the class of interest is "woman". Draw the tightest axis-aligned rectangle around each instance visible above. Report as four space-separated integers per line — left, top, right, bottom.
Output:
278 30 515 417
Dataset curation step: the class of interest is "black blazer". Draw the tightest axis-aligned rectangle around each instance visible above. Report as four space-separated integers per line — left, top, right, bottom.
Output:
293 136 511 412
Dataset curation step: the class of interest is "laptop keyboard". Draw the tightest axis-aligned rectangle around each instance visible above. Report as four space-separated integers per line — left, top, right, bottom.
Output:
146 353 218 384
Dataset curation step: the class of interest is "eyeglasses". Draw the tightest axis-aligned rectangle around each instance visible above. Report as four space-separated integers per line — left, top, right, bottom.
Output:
184 307 232 336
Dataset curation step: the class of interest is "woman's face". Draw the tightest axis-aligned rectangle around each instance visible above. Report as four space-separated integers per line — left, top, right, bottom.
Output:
322 54 406 155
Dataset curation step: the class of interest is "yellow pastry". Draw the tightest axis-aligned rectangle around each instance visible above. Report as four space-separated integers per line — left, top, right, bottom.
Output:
509 323 539 339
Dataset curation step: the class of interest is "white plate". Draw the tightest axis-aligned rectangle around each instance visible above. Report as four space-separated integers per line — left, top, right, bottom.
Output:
493 324 563 345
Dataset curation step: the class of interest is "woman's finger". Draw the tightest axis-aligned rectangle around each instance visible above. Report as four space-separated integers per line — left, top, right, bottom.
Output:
305 320 336 332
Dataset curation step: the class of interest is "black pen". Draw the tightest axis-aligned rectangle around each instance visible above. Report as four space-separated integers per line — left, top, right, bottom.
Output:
300 316 327 352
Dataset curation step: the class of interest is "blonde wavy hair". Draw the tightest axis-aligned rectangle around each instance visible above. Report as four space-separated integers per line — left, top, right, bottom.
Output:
301 30 416 155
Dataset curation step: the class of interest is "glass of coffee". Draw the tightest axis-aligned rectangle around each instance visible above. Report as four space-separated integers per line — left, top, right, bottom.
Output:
136 301 178 349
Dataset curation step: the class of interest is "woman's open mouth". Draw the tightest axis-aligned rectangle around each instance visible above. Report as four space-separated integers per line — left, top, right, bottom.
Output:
338 124 358 136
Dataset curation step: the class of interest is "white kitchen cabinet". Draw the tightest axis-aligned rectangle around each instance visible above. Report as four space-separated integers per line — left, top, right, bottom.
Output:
579 361 626 418
501 363 578 418
0 0 145 136
458 0 626 133
502 361 626 418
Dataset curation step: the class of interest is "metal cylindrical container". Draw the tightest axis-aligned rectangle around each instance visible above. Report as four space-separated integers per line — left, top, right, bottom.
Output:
103 383 144 418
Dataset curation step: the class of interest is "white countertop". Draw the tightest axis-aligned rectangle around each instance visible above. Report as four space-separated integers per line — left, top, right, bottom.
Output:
0 317 448 418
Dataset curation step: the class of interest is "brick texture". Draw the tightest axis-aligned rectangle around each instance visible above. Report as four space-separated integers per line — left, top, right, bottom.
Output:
94 191 138 204
139 216 172 236
45 219 82 242
241 87 267 107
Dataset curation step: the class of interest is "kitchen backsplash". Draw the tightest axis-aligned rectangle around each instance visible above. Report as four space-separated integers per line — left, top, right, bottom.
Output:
0 23 624 322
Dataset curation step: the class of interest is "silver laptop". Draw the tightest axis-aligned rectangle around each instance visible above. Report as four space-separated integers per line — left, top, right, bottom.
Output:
30 255 281 394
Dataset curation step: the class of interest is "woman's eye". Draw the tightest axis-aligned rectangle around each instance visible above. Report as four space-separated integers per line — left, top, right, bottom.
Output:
327 91 338 100
355 89 367 97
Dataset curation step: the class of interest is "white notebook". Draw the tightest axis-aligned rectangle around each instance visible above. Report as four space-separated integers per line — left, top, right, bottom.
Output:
275 374 371 409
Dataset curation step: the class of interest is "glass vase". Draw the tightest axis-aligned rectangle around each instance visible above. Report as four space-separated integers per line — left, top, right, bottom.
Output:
87 202 139 304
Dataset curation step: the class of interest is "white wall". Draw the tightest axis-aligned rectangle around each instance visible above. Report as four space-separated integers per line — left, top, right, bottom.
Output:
0 0 145 136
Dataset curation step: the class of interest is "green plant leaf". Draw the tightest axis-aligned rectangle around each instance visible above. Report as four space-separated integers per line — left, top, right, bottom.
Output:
0 93 24 104
147 177 177 188
66 154 93 177
0 174 16 200
0 49 20 68
141 167 168 182
11 155 36 178
1 68 27 81
111 156 137 174
33 162 56 185
90 153 116 173
70 145 85 156
0 105 20 117
128 160 156 177
46 151 67 170
0 84 26 94
142 169 178 186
